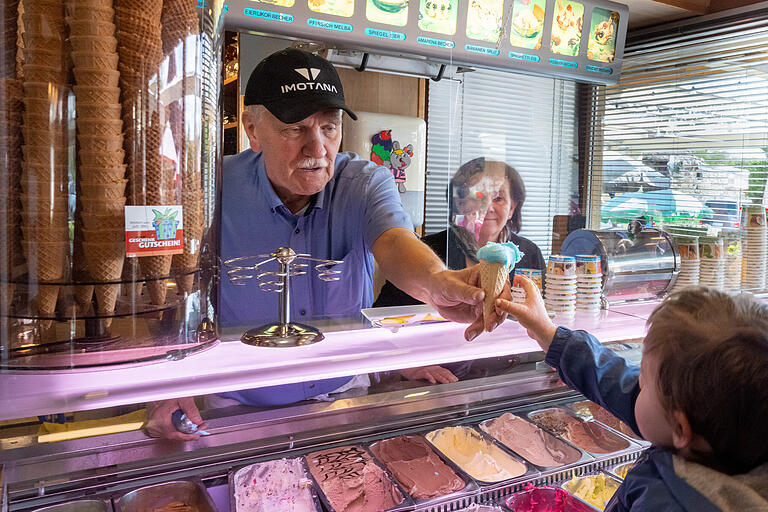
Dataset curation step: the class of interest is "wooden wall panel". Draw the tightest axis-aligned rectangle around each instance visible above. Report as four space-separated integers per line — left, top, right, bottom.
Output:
336 68 424 119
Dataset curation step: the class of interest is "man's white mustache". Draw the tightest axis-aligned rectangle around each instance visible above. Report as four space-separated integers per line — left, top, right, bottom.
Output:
296 159 329 169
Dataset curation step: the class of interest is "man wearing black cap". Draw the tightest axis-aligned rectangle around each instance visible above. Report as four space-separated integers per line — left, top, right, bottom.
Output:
145 49 502 440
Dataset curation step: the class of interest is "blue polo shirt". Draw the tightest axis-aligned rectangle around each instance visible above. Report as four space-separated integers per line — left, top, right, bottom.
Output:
218 150 412 405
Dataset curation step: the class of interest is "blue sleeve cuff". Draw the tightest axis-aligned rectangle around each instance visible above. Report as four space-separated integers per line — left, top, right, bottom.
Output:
545 326 573 369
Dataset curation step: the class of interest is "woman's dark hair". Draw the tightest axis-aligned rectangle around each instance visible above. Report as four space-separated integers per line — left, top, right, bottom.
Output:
448 157 526 237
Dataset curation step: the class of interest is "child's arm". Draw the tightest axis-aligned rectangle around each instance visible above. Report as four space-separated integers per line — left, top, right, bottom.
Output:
496 276 641 436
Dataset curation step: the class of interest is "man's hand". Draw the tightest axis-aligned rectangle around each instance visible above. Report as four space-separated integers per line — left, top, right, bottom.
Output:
495 275 558 351
144 397 208 441
427 266 510 341
400 365 459 384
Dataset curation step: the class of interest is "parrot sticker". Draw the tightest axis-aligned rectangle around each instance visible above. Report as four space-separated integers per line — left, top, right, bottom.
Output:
371 130 414 193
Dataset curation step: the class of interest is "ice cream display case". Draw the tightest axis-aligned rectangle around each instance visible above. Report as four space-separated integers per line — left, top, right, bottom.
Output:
0 0 225 370
0 342 650 511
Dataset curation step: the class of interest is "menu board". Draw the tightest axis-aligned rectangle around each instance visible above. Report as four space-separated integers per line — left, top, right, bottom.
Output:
225 0 629 84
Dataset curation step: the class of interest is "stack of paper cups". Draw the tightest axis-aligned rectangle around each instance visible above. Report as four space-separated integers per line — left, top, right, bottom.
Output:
723 233 742 292
512 268 543 303
545 255 576 314
699 238 725 290
741 205 766 291
672 237 700 292
575 255 602 312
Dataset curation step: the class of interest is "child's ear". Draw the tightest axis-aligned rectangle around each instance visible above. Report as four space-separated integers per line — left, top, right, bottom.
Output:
671 410 693 450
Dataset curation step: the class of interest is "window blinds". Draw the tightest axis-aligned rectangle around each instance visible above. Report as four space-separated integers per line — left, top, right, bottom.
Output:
425 69 579 258
588 10 768 232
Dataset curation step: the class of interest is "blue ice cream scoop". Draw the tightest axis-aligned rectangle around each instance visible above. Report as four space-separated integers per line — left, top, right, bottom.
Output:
477 241 524 270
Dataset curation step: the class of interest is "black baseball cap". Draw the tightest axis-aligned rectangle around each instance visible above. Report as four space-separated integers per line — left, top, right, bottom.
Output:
243 48 357 124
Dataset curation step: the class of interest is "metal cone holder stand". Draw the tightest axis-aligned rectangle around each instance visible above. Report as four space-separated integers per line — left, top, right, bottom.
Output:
224 247 343 347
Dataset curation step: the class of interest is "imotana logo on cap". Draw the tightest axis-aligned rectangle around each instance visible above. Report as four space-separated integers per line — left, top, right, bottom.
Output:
280 67 338 94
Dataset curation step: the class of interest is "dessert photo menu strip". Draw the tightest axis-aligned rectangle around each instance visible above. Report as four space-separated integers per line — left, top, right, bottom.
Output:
225 0 628 84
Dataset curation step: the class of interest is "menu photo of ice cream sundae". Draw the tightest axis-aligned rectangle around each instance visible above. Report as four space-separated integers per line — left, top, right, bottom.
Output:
465 0 504 43
509 0 546 50
418 0 458 34
550 0 584 57
587 8 619 62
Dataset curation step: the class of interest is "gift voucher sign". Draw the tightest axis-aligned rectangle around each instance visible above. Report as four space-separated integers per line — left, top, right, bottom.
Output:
125 205 184 257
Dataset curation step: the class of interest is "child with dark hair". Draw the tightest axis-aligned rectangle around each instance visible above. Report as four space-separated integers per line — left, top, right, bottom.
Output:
496 280 768 511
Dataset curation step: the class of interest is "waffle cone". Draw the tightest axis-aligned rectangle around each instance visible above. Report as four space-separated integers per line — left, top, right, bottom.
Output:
22 48 66 68
22 64 66 83
78 166 126 182
21 165 69 183
77 118 123 137
20 196 68 217
22 240 67 281
73 68 120 89
78 134 124 152
140 254 171 305
22 114 65 131
81 228 123 244
22 145 68 166
67 5 114 23
74 283 94 313
76 103 121 119
36 283 60 315
79 149 125 167
73 85 120 104
78 196 126 214
82 238 124 314
81 212 123 230
22 13 66 37
20 178 67 197
69 35 117 54
70 52 118 70
480 261 507 321
68 20 116 37
21 129 68 147
94 283 119 317
78 179 127 198
172 252 198 295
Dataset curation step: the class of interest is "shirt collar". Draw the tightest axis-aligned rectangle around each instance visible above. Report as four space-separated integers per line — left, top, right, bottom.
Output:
254 151 333 212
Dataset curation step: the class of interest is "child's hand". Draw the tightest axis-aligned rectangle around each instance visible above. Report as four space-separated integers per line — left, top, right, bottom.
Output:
495 275 558 351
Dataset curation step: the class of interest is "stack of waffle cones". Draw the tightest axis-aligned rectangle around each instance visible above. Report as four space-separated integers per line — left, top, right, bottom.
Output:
117 0 174 307
68 0 125 320
163 0 203 296
161 0 198 56
20 0 69 319
0 76 23 310
2 1 19 78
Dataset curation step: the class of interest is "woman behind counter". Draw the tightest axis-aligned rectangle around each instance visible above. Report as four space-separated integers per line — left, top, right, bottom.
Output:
375 157 545 307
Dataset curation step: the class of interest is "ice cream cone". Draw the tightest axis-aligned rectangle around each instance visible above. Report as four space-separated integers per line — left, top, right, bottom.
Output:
78 196 125 214
78 166 126 183
81 212 123 230
76 103 121 119
36 283 60 316
73 68 121 89
74 283 94 314
22 64 66 83
69 35 117 54
22 13 66 37
79 148 125 167
72 85 120 104
82 239 124 316
68 20 116 37
78 179 127 199
140 254 171 306
78 134 124 152
69 52 118 70
67 5 114 23
480 260 507 320
22 240 67 281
